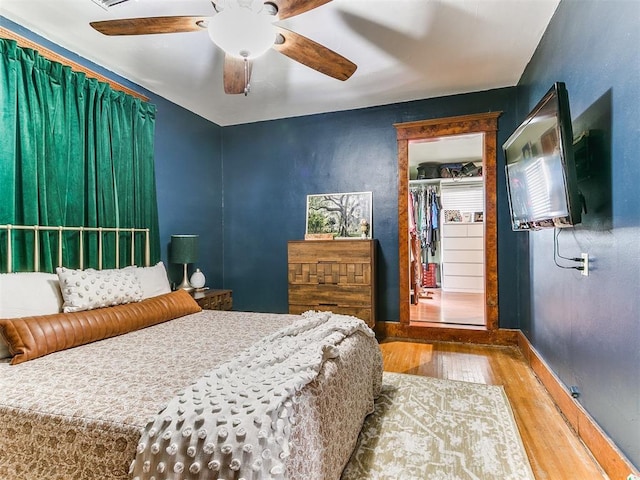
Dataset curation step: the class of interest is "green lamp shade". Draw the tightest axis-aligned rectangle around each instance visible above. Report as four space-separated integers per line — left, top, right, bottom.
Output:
170 235 199 264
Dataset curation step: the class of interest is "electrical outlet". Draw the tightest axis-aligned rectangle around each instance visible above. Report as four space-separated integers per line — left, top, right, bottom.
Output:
581 253 589 276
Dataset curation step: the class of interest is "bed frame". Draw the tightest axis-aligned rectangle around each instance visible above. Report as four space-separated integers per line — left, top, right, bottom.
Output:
0 224 150 273
0 224 383 480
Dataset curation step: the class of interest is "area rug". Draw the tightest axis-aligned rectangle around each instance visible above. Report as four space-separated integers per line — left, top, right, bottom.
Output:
342 372 535 480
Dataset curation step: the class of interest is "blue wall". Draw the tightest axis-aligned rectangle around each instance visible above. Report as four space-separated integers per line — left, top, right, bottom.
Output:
517 0 640 468
221 89 522 324
154 102 223 289
0 17 225 289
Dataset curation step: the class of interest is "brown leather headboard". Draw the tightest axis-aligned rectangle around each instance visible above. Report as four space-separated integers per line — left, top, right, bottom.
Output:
0 289 201 365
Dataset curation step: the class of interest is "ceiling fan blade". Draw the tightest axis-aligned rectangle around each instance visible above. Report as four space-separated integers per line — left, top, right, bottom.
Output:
272 27 356 81
224 55 251 94
90 16 210 36
271 0 332 20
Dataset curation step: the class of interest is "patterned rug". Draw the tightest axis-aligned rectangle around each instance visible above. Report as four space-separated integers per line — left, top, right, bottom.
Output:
342 372 535 480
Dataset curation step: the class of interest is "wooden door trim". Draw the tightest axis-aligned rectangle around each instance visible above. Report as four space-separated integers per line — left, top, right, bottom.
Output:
395 112 501 331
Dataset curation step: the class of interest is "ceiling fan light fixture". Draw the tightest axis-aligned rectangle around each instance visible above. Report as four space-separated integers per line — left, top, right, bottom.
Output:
208 5 276 59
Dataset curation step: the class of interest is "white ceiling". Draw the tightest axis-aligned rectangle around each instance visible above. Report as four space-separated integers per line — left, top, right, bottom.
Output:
0 0 559 126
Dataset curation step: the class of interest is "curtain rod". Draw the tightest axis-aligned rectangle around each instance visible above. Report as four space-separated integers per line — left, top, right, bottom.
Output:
0 27 149 102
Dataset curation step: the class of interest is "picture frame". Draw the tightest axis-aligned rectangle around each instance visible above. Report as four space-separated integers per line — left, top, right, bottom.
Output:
444 209 462 223
305 191 372 239
473 211 484 222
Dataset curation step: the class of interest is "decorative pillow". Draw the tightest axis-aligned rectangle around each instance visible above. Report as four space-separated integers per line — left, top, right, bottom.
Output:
0 272 64 359
125 261 171 299
0 289 202 365
56 266 143 313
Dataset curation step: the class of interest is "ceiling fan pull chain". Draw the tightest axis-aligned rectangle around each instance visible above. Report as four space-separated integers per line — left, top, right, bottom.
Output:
244 57 250 96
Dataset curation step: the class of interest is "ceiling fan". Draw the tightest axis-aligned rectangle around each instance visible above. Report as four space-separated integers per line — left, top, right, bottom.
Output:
90 0 357 95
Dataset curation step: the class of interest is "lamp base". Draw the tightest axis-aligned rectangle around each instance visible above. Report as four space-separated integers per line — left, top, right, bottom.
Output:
177 263 194 292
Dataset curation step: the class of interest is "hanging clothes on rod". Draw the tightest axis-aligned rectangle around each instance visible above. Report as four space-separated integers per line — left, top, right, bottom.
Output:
428 187 441 256
409 184 441 289
408 190 422 302
409 185 441 260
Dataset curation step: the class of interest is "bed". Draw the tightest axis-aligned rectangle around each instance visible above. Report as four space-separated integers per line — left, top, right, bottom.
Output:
0 225 383 480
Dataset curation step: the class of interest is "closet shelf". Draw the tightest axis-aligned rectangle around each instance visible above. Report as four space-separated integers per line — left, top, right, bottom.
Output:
409 176 483 186
409 178 440 186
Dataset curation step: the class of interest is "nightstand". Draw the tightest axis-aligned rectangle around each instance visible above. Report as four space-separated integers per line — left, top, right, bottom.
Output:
191 289 233 311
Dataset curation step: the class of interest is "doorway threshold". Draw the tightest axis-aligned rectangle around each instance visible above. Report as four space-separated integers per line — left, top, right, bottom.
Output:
409 321 487 331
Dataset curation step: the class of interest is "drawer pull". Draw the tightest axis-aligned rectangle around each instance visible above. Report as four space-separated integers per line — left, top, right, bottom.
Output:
319 303 338 306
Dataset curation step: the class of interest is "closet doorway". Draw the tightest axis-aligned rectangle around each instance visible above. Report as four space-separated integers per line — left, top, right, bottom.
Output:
395 113 501 331
409 135 485 326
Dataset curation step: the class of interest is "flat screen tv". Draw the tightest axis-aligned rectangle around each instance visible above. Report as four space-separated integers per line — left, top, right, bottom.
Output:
503 82 582 231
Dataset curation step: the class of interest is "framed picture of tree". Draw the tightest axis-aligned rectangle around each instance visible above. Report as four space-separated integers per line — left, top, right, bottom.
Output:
305 191 373 239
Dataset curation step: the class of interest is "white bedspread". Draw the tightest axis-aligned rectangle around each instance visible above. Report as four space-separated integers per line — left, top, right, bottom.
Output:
130 311 374 480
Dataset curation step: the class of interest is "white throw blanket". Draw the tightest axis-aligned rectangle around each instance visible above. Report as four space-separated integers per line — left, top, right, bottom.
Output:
130 311 375 480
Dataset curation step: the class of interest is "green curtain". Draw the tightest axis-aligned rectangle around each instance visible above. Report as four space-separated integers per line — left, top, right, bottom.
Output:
0 38 160 272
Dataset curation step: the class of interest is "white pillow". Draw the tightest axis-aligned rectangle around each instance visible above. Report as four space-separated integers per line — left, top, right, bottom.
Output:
0 272 64 359
126 262 171 300
56 266 143 313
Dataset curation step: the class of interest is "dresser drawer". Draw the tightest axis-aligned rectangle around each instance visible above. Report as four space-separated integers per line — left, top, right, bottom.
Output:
288 262 372 285
289 304 372 327
443 236 484 251
442 275 484 292
443 262 484 277
442 224 469 237
442 249 484 264
288 284 372 307
467 223 484 237
288 240 374 264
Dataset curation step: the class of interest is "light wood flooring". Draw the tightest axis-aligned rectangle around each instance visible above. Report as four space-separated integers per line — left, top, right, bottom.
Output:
410 288 485 327
380 339 608 479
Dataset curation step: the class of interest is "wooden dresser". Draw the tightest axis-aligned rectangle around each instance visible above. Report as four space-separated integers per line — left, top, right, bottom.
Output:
287 240 377 327
441 222 484 293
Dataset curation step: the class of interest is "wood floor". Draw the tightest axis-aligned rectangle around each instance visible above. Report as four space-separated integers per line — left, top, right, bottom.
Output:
379 339 608 480
410 288 485 327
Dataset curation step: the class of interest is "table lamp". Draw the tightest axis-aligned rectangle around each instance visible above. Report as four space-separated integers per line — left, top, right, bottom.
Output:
170 234 199 291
